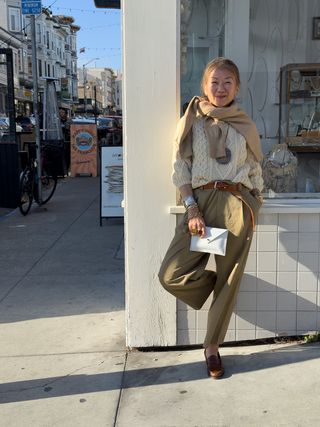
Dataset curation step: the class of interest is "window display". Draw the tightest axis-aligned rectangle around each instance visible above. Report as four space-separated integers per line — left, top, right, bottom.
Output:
274 63 320 195
280 63 320 152
180 0 320 197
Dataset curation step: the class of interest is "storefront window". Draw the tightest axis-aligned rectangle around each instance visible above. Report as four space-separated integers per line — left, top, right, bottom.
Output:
248 0 320 197
180 0 225 108
180 0 320 198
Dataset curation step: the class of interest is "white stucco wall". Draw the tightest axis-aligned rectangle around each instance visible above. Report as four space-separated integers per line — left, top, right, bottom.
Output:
123 0 180 347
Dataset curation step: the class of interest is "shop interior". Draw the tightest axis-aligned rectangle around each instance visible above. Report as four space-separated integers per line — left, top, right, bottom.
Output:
181 0 320 197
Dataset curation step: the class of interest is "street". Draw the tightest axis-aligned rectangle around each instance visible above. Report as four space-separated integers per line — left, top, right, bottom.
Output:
1 177 320 427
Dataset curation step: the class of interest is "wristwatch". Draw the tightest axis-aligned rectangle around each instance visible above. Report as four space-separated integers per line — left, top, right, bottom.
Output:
183 195 196 209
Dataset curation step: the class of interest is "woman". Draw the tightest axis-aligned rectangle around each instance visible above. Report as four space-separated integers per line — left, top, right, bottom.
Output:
158 57 264 379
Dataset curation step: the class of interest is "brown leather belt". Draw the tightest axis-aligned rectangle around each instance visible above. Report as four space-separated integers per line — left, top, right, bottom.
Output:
197 181 243 192
196 181 256 230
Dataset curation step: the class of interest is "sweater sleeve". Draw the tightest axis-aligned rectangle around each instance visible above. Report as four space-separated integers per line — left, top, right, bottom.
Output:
171 118 192 188
247 146 264 192
172 139 192 188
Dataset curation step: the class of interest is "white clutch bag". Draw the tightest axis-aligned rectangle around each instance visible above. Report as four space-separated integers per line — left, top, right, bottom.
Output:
190 226 228 256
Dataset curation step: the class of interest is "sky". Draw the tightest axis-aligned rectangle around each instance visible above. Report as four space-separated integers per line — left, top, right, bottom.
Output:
42 0 122 71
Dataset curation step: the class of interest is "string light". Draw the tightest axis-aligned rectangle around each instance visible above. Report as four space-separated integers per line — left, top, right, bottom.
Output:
82 47 121 51
96 54 120 59
47 6 119 14
81 24 120 30
79 54 120 62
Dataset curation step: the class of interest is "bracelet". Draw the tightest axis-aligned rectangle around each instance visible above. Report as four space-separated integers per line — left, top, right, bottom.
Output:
183 195 196 209
187 203 203 220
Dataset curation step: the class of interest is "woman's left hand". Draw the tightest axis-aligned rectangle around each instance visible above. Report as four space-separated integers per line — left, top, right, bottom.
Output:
189 216 206 237
187 205 206 237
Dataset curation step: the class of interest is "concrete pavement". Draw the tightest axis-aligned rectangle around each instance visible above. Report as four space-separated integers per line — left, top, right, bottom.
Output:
0 176 319 427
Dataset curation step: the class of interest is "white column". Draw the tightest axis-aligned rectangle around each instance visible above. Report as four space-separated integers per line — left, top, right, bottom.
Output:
122 0 180 347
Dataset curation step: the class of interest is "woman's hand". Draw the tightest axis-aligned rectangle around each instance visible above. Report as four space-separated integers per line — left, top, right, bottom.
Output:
250 188 263 204
188 205 206 237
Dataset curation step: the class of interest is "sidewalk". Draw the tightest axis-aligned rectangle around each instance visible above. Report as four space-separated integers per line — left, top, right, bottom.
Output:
0 177 319 427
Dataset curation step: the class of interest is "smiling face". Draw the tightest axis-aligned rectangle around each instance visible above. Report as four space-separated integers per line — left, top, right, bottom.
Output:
203 67 239 108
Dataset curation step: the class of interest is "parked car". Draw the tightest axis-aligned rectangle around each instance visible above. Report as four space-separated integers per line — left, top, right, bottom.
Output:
97 116 122 146
3 117 23 132
0 117 23 138
112 115 122 129
70 116 96 125
0 118 8 139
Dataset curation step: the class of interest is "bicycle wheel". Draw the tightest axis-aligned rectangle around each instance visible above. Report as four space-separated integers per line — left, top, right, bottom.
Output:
19 168 33 215
34 167 57 205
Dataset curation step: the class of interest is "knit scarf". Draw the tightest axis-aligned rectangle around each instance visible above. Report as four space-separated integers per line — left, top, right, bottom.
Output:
177 96 263 162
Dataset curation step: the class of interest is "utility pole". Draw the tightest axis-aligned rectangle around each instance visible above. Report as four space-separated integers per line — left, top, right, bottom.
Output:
83 64 87 115
82 58 99 115
30 14 42 204
22 0 43 204
94 85 97 123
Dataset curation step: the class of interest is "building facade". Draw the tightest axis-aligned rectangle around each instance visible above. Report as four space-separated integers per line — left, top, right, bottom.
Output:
77 71 104 115
0 0 28 115
24 9 80 114
0 1 80 117
121 0 320 348
86 67 117 113
114 72 122 113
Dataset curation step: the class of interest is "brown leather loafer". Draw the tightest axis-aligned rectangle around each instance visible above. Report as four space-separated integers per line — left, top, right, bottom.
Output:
204 350 225 378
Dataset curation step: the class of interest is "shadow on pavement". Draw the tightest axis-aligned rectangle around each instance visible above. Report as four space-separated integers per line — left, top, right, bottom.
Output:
0 342 319 404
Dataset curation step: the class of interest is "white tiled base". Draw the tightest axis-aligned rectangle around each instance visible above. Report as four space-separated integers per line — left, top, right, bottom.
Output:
177 212 320 345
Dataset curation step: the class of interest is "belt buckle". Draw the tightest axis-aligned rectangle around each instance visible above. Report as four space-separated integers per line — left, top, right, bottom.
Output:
214 181 226 189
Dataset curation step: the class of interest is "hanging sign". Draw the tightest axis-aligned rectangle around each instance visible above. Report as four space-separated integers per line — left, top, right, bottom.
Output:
70 124 98 177
21 0 42 15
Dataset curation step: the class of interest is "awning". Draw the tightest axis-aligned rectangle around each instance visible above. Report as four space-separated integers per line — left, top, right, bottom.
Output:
93 0 120 8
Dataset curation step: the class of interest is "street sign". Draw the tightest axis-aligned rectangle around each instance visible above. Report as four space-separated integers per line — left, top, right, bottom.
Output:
21 0 42 15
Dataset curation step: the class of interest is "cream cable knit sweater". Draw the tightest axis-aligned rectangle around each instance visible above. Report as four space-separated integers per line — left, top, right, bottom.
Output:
172 118 264 192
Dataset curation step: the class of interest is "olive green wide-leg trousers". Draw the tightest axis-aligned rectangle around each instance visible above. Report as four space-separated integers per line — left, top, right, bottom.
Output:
158 187 261 347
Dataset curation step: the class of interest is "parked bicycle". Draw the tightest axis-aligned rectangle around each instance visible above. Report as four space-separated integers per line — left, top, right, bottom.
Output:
19 142 58 215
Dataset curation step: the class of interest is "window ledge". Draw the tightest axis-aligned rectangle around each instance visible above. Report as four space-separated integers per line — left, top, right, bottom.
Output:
169 198 320 215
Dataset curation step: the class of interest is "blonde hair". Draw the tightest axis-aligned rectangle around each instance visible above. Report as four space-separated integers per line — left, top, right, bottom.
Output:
201 57 240 96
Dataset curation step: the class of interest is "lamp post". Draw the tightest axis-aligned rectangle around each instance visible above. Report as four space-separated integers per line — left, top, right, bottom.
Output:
83 58 99 115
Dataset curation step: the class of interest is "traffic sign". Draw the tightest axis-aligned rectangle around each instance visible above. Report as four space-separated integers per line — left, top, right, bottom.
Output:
21 0 42 15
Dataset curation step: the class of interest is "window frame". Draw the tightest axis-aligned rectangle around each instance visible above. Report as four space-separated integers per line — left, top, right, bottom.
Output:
8 6 21 33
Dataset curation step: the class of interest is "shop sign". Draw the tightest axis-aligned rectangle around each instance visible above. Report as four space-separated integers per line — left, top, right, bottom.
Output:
24 89 32 99
15 88 32 100
70 124 98 177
